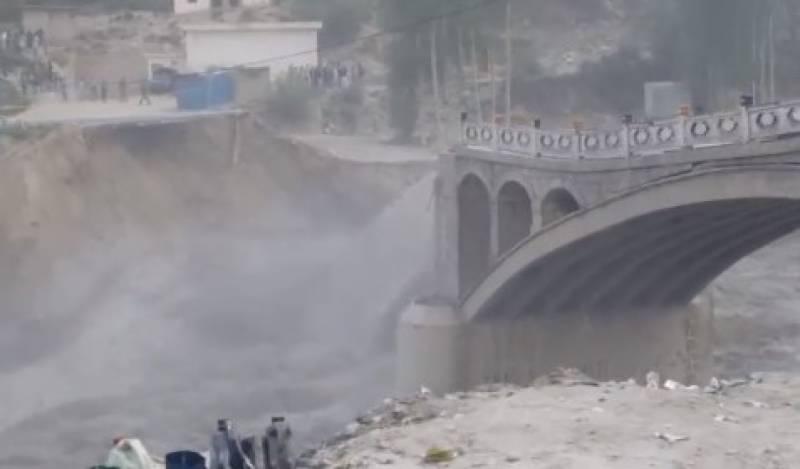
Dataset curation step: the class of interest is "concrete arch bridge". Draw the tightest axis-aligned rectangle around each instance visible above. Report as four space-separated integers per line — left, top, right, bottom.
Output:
397 99 800 394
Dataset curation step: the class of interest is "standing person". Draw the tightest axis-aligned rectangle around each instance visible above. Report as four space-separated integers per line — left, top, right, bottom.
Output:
59 78 68 101
118 77 128 102
209 419 231 469
263 417 293 469
138 80 151 105
100 80 108 102
209 419 254 469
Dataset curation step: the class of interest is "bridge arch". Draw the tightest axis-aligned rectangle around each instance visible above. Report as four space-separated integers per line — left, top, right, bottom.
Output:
458 173 491 297
497 180 533 256
541 187 581 225
462 167 800 322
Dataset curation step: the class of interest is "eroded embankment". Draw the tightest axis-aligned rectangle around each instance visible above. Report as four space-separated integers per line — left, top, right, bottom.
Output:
0 118 435 469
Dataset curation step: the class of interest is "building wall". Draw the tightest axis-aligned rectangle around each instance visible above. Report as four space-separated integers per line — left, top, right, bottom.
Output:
174 0 272 15
22 9 83 44
185 27 318 76
175 0 210 15
74 46 148 84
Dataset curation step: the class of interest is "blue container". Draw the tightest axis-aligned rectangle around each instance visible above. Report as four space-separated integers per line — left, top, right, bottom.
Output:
165 450 205 469
174 72 235 111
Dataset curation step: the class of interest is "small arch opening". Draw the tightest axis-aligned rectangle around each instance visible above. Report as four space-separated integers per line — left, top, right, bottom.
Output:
498 181 533 255
458 174 491 297
541 188 580 226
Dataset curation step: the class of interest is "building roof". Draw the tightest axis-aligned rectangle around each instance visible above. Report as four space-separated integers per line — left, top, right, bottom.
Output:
181 21 323 33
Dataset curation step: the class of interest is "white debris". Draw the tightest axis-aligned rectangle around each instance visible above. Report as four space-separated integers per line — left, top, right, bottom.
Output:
646 371 661 389
655 432 690 444
744 400 769 409
714 414 739 423
705 377 723 394
664 380 698 391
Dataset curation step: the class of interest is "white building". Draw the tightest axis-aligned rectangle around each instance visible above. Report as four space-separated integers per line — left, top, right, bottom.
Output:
182 22 323 77
174 0 272 16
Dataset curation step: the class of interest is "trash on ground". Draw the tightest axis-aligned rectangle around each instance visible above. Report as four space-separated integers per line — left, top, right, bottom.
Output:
646 371 661 389
423 447 456 464
655 432 690 444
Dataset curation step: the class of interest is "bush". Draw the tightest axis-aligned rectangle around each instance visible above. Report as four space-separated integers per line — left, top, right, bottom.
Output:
328 83 364 134
263 79 316 128
290 0 371 50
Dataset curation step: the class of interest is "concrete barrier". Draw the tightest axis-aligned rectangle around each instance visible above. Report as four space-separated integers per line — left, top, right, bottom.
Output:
396 301 465 396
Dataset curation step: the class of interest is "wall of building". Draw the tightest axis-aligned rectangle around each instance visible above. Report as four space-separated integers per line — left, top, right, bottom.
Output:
22 9 86 44
185 26 319 76
175 0 211 15
74 46 148 84
174 0 272 15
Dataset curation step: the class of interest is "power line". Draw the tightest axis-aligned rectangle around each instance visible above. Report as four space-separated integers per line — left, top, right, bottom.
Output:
225 0 504 70
14 0 504 95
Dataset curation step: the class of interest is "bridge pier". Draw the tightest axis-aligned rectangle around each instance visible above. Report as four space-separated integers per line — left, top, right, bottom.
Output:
396 294 713 395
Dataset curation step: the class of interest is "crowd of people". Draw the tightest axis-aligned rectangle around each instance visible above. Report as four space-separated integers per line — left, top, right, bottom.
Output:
92 417 294 469
0 26 155 106
285 61 366 89
208 417 293 469
0 28 47 57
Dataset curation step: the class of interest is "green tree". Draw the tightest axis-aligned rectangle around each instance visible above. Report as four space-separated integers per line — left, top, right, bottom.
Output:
648 0 773 108
381 0 504 141
290 0 373 50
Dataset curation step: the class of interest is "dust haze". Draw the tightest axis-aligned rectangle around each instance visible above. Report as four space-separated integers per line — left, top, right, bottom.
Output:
0 122 434 468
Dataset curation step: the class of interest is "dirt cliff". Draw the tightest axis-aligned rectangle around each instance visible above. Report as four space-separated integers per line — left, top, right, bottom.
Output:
0 118 433 468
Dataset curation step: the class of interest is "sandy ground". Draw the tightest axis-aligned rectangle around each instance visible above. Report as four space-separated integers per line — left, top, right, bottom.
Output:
306 372 800 469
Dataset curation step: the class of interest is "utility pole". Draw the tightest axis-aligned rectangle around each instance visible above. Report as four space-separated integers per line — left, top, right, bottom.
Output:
504 0 512 129
769 3 776 101
490 48 497 125
470 29 483 123
430 19 444 148
760 29 768 103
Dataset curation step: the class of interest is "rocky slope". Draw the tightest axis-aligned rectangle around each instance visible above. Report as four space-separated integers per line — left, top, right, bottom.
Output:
305 370 800 469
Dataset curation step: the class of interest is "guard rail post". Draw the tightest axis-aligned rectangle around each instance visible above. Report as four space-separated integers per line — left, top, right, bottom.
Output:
532 118 541 157
740 95 753 143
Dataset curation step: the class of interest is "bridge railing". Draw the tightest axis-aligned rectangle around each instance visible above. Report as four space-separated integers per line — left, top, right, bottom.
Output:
461 99 800 159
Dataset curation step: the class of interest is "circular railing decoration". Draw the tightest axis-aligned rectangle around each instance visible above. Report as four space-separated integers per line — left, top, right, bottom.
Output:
465 125 479 141
633 128 650 145
558 135 573 150
756 111 778 129
583 134 600 151
500 129 515 145
718 117 738 134
540 134 555 148
690 120 710 138
605 133 621 148
480 127 494 142
788 107 800 124
657 126 675 143
517 131 532 147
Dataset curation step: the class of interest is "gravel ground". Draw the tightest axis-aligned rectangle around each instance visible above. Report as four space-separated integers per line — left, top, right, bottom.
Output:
306 371 800 469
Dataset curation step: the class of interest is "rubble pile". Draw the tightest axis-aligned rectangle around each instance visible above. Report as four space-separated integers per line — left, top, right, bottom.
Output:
301 369 800 468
